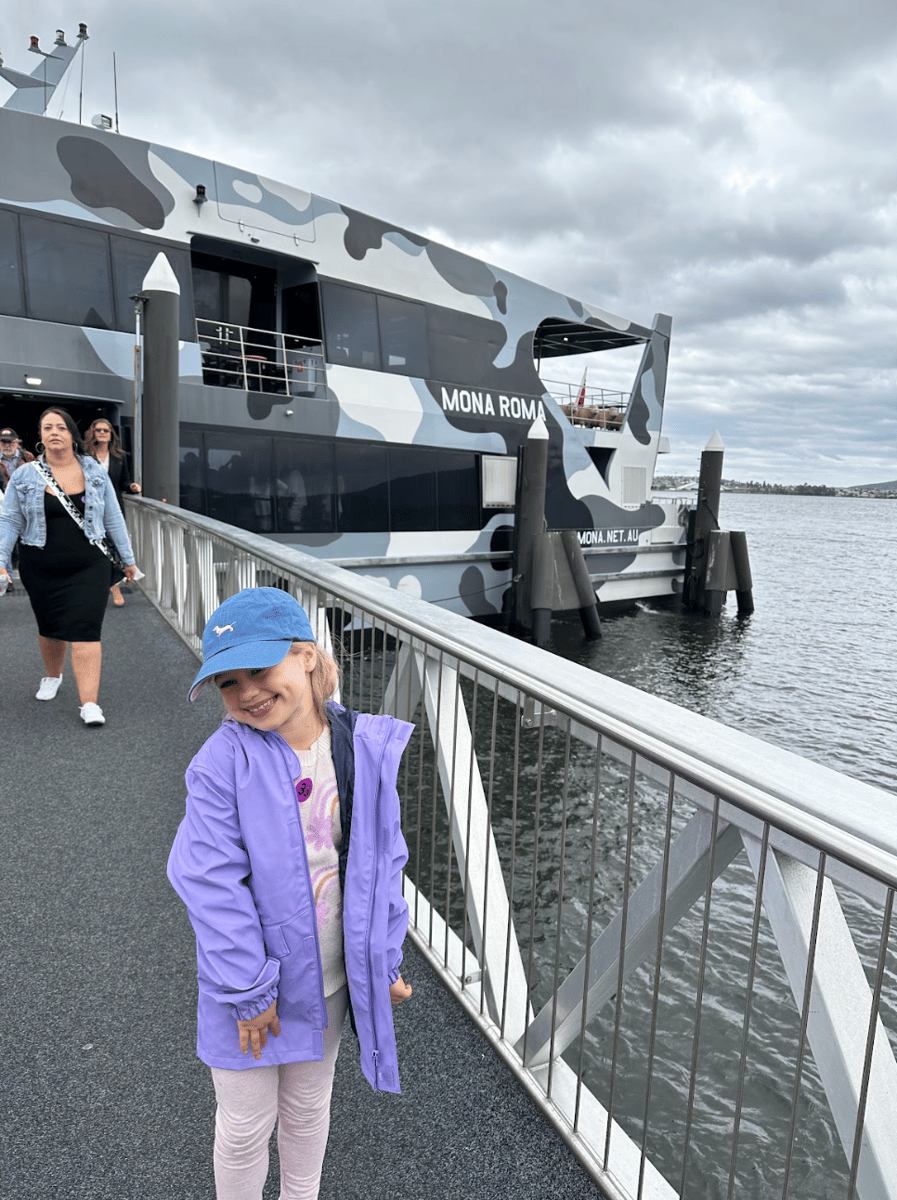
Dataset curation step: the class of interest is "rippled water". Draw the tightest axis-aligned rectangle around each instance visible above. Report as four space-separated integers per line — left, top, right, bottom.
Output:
553 494 897 792
378 496 895 1197
535 494 897 1197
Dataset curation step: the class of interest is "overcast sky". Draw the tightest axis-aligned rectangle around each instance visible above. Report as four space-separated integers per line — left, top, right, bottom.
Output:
6 1 897 484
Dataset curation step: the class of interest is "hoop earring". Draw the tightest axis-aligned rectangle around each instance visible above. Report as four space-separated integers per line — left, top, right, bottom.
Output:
35 441 44 453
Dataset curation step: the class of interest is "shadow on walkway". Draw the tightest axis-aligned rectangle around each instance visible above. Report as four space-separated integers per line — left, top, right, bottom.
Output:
1 587 605 1199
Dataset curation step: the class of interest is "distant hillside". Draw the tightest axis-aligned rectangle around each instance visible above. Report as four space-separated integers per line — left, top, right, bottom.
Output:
855 480 897 491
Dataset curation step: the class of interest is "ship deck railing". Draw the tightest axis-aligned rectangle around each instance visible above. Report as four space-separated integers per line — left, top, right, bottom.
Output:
195 318 327 397
126 496 897 1200
543 377 630 428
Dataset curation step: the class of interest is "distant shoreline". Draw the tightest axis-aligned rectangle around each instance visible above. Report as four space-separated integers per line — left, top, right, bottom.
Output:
654 479 897 498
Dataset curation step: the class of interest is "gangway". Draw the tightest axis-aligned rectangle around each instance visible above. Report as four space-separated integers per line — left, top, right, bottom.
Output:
123 496 897 1200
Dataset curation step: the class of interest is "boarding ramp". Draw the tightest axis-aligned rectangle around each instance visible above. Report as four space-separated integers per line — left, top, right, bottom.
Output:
129 497 897 1200
0 540 604 1199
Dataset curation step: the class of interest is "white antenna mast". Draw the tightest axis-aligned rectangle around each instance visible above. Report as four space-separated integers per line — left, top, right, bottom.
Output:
79 28 86 123
113 51 119 132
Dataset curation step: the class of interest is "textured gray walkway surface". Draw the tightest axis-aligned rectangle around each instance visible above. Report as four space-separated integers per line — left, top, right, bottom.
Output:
1 585 606 1199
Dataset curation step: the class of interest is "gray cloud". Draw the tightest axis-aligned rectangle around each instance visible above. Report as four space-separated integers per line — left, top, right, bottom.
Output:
8 0 897 483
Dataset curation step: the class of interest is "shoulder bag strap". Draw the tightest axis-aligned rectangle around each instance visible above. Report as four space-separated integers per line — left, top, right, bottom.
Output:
31 459 119 566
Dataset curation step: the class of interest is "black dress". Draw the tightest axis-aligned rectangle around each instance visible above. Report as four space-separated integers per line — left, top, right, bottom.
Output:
18 490 112 642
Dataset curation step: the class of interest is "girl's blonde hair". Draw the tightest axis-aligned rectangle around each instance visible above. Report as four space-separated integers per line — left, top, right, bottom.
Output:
293 640 340 722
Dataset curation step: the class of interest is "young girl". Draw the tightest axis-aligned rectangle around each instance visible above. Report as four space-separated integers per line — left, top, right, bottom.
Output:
168 587 413 1200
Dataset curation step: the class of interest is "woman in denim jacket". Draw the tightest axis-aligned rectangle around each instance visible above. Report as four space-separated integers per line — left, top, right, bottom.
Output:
0 407 139 726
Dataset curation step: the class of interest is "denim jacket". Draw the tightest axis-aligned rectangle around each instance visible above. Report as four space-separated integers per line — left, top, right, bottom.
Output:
0 455 135 573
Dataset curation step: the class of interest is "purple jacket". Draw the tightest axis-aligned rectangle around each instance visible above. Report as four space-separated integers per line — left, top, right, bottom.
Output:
167 704 413 1092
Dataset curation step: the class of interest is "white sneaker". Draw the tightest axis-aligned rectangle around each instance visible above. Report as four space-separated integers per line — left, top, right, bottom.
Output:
79 702 106 726
36 675 63 700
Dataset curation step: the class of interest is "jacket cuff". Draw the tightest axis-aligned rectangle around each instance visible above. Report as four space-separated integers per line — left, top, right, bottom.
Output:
387 955 404 986
234 986 279 1020
211 956 280 1017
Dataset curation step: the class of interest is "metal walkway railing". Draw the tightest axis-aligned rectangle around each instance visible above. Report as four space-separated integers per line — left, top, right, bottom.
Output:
127 496 897 1200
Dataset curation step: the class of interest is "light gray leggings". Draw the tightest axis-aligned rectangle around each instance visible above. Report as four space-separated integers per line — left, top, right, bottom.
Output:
210 987 348 1200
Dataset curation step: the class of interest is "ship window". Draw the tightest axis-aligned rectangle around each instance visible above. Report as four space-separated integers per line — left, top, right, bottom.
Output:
0 211 23 316
320 283 381 370
275 438 336 533
204 433 275 533
426 305 507 385
377 295 429 376
21 216 114 329
435 450 480 529
179 430 205 514
191 256 269 330
388 446 438 532
228 276 253 328
336 443 389 532
192 267 221 323
111 237 194 340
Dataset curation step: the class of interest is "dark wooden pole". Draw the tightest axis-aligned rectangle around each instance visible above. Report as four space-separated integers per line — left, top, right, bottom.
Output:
684 431 724 614
512 417 549 635
141 253 181 504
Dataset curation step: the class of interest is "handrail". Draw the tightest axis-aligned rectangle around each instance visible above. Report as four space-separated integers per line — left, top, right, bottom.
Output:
542 377 630 429
126 498 897 884
127 495 897 1200
195 318 326 396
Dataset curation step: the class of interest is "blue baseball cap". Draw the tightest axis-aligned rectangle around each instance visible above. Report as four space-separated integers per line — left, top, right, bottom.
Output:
187 587 316 701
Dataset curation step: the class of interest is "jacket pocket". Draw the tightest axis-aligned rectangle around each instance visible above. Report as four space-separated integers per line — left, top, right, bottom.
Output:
261 920 291 958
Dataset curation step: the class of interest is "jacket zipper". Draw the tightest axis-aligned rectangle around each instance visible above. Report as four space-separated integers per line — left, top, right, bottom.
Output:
365 731 390 1087
275 734 327 1026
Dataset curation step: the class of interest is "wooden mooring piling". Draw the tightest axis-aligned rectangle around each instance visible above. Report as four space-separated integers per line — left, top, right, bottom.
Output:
511 418 602 648
682 432 754 617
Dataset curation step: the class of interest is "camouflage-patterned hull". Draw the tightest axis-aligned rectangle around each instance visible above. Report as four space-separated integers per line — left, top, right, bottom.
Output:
0 41 688 618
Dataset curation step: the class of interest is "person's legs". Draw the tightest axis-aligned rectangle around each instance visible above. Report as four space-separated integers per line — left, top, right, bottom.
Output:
211 1064 279 1200
38 635 67 678
276 987 348 1200
70 641 102 705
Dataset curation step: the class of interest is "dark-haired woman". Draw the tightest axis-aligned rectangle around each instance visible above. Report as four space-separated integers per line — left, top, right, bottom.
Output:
85 419 142 607
0 407 139 727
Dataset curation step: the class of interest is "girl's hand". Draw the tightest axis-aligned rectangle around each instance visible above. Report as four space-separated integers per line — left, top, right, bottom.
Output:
390 975 412 1006
237 1000 281 1060
129 483 142 494
123 564 139 583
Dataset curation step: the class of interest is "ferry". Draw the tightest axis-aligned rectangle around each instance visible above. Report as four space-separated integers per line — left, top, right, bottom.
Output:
0 24 689 618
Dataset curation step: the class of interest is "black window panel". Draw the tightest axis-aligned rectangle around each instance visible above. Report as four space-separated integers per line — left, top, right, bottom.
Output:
321 283 381 370
388 446 437 531
179 429 205 514
377 294 429 377
21 215 114 329
111 237 194 339
191 252 275 332
335 443 389 532
275 439 335 533
205 433 274 532
0 210 23 316
192 266 222 322
435 450 480 529
426 304 508 386
228 275 253 327
282 282 322 340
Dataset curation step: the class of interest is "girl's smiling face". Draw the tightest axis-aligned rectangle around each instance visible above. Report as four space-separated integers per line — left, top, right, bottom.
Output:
214 642 322 750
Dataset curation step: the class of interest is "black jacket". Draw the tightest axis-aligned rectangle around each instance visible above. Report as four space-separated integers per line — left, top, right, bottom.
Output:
96 453 132 498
